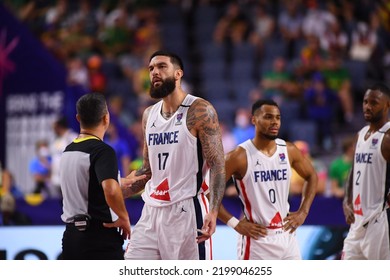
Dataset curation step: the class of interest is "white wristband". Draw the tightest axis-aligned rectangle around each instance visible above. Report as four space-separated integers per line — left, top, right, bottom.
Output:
227 216 239 229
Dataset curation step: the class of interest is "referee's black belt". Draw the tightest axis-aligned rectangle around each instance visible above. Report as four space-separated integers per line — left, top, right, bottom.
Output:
66 214 104 231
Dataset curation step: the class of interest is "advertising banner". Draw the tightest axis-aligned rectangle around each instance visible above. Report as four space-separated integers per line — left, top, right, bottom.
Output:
0 3 67 193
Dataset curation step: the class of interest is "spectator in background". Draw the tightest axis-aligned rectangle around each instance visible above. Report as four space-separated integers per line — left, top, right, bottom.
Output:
232 107 255 145
58 17 95 59
29 140 52 197
295 34 328 84
0 163 23 199
321 52 354 123
220 121 237 154
303 72 339 151
107 95 139 162
51 116 78 198
97 1 133 58
320 20 349 56
107 95 135 128
278 0 304 60
104 123 131 177
290 140 327 196
249 2 275 58
329 136 355 199
260 56 294 104
213 1 252 46
66 55 90 90
0 160 11 196
132 49 155 103
87 54 107 93
301 0 336 40
349 21 378 62
68 0 99 37
0 192 32 226
45 0 72 31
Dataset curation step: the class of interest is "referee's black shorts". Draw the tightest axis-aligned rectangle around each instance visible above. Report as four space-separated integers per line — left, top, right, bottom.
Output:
61 220 124 260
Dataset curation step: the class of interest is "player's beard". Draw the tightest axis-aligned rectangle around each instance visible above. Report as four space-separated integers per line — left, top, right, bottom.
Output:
262 131 278 140
264 134 278 140
149 77 176 99
365 109 383 123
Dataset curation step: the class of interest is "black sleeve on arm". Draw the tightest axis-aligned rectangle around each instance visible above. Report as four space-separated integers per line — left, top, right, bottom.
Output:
94 144 119 184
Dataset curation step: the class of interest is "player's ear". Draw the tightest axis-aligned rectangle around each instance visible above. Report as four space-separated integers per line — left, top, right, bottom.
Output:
76 114 81 123
103 112 109 126
175 69 183 80
251 115 256 125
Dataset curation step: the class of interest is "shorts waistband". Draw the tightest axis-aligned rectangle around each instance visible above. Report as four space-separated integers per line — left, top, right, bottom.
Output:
266 228 285 236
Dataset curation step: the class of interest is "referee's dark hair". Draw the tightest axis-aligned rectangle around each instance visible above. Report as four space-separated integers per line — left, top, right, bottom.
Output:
76 93 108 128
252 99 279 116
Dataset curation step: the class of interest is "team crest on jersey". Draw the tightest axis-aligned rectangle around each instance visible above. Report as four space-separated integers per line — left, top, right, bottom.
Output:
353 194 363 216
175 113 183 125
370 138 378 149
150 178 171 201
278 153 287 164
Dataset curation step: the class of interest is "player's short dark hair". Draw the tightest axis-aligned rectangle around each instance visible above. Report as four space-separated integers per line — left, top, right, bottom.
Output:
149 50 184 71
367 82 390 97
252 99 279 115
76 93 107 128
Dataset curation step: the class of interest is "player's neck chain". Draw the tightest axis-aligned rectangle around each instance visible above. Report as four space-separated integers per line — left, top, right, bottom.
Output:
162 111 175 120
79 131 102 141
366 129 377 138
161 103 182 120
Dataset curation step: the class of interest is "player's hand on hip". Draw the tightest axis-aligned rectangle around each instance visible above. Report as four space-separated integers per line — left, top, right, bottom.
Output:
283 211 306 233
235 218 267 239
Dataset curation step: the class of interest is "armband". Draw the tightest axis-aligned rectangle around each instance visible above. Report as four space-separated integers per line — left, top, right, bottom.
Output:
227 216 239 229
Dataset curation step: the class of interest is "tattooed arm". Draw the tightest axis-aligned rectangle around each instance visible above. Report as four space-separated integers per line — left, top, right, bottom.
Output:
121 107 152 199
188 98 226 240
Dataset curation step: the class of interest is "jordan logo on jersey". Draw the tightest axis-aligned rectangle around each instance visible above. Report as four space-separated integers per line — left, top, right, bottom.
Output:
267 212 283 229
150 178 171 201
353 194 363 216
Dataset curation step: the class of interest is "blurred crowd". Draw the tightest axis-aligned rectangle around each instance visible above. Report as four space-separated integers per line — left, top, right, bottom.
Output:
1 0 390 214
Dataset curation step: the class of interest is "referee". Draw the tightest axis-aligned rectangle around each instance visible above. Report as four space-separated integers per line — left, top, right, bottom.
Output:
60 93 130 260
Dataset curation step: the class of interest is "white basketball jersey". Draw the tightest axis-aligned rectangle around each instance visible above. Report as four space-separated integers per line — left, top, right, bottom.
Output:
142 94 206 207
351 122 390 228
235 139 292 229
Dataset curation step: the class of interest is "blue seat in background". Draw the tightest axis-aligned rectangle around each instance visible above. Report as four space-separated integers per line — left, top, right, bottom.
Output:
201 78 232 101
231 42 256 61
287 120 317 150
199 59 227 82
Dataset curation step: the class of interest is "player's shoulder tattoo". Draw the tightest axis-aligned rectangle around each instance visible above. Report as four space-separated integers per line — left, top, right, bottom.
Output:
187 98 219 133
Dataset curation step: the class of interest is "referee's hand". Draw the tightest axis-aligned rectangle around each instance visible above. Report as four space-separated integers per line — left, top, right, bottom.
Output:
104 217 131 240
